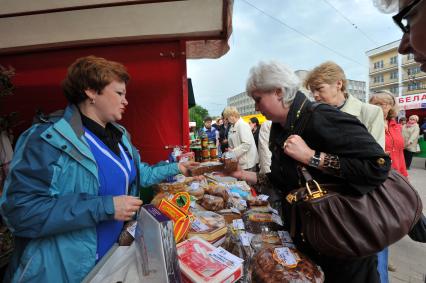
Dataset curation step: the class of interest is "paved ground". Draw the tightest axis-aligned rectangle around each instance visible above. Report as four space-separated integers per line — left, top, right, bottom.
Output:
389 157 426 283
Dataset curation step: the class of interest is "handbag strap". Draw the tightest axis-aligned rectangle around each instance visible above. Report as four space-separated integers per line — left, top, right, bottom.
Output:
285 102 325 204
291 102 320 183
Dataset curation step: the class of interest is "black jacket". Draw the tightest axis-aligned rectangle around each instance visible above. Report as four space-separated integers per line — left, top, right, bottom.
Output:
268 92 390 283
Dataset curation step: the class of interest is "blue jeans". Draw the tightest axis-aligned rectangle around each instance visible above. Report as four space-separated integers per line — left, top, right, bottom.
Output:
377 248 389 283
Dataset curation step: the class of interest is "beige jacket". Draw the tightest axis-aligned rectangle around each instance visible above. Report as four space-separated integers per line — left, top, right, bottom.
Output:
228 118 259 169
258 120 272 174
341 94 385 149
402 124 420 152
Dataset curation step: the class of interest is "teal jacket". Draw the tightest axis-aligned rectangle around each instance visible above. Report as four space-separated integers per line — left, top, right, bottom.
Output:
0 105 180 283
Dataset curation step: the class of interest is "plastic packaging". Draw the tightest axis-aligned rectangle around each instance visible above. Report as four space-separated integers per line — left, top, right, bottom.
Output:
250 246 324 283
200 194 225 211
222 151 239 172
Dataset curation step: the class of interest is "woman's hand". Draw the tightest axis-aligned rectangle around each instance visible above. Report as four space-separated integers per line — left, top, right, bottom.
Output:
178 161 200 176
283 135 315 165
113 195 143 221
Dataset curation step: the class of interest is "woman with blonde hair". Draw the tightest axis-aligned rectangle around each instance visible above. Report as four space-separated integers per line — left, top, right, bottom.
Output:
402 114 420 169
305 61 385 148
370 91 408 177
222 106 258 171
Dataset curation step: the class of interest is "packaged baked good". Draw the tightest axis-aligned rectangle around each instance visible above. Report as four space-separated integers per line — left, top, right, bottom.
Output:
243 210 281 234
177 237 243 283
250 229 282 253
222 151 238 173
189 161 224 176
217 209 242 224
118 221 137 246
150 192 173 207
205 182 229 201
187 211 227 243
186 181 205 199
156 182 187 194
247 198 269 207
227 196 248 213
251 246 324 283
200 194 225 211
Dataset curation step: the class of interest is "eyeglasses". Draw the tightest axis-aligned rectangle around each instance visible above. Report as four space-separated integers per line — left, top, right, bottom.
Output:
392 0 423 33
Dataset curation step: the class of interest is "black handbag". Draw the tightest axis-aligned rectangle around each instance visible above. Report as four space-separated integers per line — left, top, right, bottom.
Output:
286 166 423 258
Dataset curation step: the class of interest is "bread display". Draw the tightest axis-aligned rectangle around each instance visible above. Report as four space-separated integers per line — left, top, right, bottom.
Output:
251 247 324 283
242 211 281 234
204 183 229 201
200 194 225 211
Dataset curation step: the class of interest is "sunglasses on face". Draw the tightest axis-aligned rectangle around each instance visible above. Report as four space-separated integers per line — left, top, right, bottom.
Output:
392 0 423 33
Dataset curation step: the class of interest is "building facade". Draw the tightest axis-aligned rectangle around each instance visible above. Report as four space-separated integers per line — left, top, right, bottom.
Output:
347 79 367 102
366 40 426 99
227 92 255 116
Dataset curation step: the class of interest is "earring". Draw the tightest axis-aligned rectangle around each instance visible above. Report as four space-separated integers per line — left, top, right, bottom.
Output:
90 98 95 104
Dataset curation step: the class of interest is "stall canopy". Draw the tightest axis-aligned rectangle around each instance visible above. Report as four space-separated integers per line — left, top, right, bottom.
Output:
0 0 233 163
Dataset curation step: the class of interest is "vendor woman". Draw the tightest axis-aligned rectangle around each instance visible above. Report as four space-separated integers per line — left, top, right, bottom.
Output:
0 56 197 283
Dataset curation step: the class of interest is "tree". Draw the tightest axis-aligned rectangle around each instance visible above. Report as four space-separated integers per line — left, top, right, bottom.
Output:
189 105 209 131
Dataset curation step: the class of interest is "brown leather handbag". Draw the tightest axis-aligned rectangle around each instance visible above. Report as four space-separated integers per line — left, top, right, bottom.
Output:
286 166 423 259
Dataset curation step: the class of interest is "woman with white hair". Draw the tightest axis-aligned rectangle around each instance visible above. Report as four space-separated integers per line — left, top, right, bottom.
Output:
402 114 420 169
230 61 391 282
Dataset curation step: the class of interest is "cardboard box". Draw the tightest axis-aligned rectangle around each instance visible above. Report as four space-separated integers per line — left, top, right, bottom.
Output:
135 204 182 283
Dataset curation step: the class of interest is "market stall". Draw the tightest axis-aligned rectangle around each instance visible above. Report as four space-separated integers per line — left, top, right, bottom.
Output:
0 0 233 163
0 0 233 278
397 93 426 164
82 165 325 282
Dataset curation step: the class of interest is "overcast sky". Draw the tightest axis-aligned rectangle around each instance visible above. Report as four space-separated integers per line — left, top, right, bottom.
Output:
187 0 401 116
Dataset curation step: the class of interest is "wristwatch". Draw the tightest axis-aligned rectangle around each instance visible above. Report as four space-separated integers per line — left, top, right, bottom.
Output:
308 150 321 168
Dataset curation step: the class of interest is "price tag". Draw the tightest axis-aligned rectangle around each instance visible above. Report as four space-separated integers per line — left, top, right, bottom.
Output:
229 192 241 198
176 174 186 183
126 222 137 238
209 247 244 267
274 247 298 268
272 213 283 226
257 194 269 201
269 207 279 215
191 219 209 232
239 232 254 247
278 231 293 243
239 199 247 208
190 182 200 191
231 207 241 214
233 219 245 230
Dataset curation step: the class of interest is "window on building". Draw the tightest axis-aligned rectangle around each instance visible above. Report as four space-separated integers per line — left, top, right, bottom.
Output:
389 86 398 94
373 60 384 69
390 56 397 65
407 66 421 76
390 71 398 80
408 81 422 91
373 74 384 83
